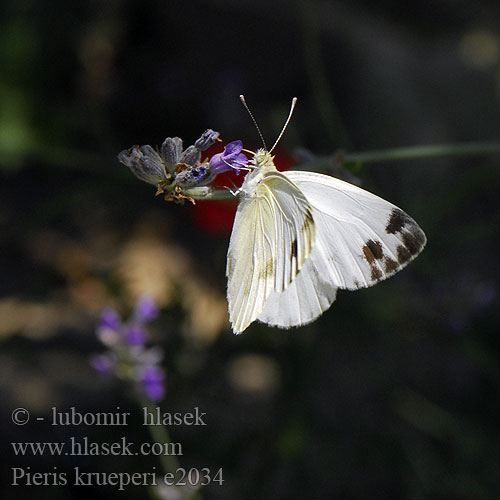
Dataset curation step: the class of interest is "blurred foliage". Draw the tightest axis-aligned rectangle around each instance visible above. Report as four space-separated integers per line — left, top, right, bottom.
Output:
1 0 500 499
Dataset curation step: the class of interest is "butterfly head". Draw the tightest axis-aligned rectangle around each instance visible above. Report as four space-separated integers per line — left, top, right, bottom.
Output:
252 148 277 172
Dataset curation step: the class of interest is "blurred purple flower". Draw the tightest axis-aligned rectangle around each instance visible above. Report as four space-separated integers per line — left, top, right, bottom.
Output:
99 307 121 330
90 354 114 375
209 140 248 174
134 295 159 322
141 366 166 401
125 325 148 346
91 296 166 401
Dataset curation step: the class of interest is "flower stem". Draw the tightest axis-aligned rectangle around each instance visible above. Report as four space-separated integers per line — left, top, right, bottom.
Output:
342 141 500 167
141 401 202 500
142 401 180 473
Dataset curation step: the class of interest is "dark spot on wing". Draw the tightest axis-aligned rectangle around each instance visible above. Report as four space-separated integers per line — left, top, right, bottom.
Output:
396 244 411 264
370 266 383 281
303 205 314 227
368 240 384 259
384 257 399 273
362 239 384 264
290 238 299 278
291 238 298 260
386 208 412 234
386 208 426 266
302 205 315 256
258 259 274 280
362 246 375 264
402 230 425 256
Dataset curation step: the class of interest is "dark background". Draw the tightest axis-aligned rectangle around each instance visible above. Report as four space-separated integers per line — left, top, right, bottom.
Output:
1 0 499 499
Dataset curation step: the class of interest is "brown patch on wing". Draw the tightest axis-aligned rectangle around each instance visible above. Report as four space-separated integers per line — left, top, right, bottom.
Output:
301 206 315 258
258 259 275 280
370 266 383 280
362 239 384 264
362 246 375 264
290 238 298 279
396 244 411 264
384 257 399 273
386 208 412 234
402 230 426 256
291 238 298 260
362 240 386 282
386 208 426 266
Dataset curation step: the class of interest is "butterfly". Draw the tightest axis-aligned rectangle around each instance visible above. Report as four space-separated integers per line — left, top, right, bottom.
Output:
226 97 426 334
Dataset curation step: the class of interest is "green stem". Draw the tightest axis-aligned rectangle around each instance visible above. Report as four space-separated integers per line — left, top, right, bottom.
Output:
342 141 500 166
142 400 180 474
141 400 202 500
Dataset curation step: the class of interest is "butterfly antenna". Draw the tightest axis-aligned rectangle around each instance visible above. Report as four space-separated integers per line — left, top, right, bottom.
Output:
240 95 267 151
269 97 297 153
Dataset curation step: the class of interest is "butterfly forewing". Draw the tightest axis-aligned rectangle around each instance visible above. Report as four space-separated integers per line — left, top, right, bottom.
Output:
257 170 426 330
227 171 315 334
284 171 426 289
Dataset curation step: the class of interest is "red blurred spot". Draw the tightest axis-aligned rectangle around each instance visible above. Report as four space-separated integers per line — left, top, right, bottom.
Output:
190 199 238 234
272 148 295 171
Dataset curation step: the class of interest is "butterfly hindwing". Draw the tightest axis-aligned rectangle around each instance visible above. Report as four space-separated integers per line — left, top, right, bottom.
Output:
227 171 315 334
257 252 338 328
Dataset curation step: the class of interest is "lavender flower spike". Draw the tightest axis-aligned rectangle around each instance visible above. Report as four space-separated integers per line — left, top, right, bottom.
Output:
99 307 121 331
134 295 159 322
141 365 166 401
118 145 166 185
89 354 114 375
92 295 166 402
125 326 148 346
209 140 248 174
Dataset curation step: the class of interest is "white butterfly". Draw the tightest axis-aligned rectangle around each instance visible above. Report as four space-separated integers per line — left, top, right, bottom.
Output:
227 98 426 334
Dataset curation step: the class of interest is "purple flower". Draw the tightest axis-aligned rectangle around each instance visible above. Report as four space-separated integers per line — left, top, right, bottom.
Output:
98 307 121 330
140 366 166 401
134 295 159 322
90 354 114 375
209 140 248 174
92 296 166 402
125 326 148 346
